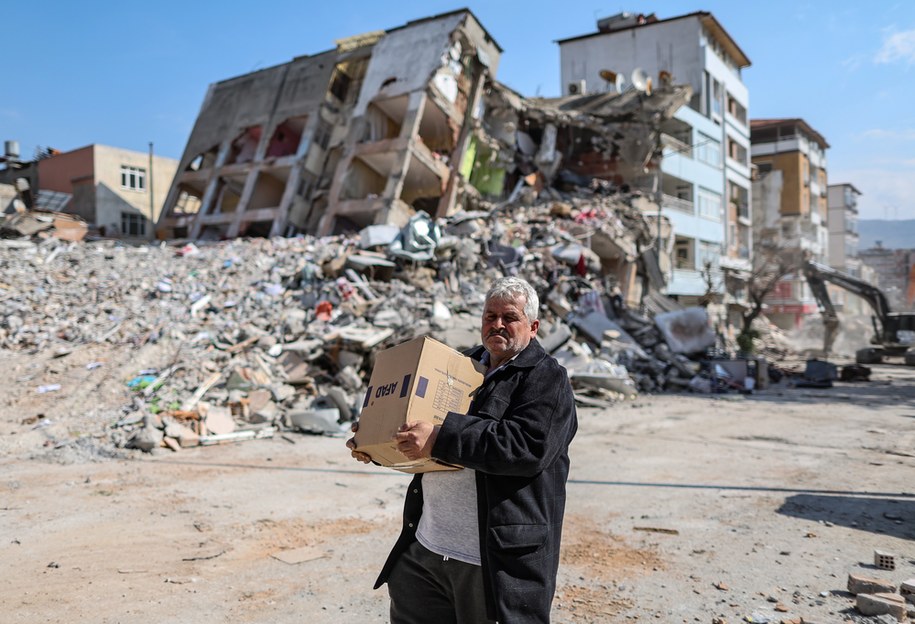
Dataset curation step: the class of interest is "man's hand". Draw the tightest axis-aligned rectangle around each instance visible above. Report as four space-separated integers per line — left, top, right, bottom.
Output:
345 421 372 464
394 421 439 461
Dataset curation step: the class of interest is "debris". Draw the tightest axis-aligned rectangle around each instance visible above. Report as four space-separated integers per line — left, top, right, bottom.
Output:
181 549 226 562
847 574 896 595
633 526 679 535
270 546 326 565
855 592 906 621
198 427 275 446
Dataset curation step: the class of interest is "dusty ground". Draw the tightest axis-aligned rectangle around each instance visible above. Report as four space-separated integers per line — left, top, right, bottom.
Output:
2 354 914 623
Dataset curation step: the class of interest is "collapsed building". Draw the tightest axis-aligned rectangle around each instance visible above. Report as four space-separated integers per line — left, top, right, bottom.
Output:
157 10 502 240
155 9 691 308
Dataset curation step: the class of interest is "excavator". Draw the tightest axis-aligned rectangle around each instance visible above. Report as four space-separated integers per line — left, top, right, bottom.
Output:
802 260 915 365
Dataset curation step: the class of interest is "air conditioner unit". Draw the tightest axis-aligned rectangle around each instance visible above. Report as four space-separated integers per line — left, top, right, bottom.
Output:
567 80 587 95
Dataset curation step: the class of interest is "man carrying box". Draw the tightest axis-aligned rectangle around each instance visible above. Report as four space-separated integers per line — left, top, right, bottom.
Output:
347 276 578 623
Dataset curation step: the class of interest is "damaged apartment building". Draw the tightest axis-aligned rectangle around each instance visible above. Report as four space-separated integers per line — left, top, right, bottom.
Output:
157 10 501 239
156 9 694 305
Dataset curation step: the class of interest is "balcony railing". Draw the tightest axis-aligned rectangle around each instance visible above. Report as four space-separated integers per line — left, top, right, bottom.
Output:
662 193 695 214
662 134 692 157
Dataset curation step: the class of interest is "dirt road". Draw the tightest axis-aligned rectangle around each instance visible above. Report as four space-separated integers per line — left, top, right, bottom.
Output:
2 361 914 623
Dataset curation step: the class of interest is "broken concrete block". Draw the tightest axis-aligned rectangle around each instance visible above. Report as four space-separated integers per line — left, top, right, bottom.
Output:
848 573 896 595
900 579 915 604
856 592 906 621
129 426 163 453
204 406 236 435
288 407 341 434
538 320 572 354
163 422 199 447
163 436 182 452
654 307 716 354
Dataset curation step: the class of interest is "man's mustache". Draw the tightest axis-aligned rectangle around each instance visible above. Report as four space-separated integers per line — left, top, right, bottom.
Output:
487 330 508 338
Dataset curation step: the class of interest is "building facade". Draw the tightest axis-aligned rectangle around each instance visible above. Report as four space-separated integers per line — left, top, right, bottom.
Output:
827 183 861 273
750 118 829 329
36 144 177 239
859 244 915 312
557 11 753 304
156 10 501 240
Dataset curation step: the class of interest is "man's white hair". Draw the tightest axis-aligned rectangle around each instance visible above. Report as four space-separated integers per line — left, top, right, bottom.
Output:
485 277 539 321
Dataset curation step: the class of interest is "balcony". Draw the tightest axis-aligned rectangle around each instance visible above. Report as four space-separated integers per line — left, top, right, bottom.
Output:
662 193 695 214
662 133 692 158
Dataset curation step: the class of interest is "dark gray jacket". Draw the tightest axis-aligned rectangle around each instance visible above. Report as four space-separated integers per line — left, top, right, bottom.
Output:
375 339 578 623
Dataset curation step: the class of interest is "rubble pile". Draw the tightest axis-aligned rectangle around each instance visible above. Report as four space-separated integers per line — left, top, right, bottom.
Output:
2 193 741 456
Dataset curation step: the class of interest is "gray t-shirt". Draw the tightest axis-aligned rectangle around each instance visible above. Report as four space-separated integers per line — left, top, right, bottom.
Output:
416 467 480 565
416 350 519 566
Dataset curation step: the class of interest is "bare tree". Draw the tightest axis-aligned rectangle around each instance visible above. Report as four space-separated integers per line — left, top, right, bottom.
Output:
737 244 801 352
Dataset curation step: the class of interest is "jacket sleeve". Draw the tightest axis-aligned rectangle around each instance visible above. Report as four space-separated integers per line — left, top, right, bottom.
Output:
431 356 576 477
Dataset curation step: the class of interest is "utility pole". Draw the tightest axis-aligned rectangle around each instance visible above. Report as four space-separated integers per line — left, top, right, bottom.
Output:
148 142 154 239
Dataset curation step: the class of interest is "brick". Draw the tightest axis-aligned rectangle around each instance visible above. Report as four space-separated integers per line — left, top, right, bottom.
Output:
901 578 915 601
874 549 897 571
856 592 906 621
848 573 896 595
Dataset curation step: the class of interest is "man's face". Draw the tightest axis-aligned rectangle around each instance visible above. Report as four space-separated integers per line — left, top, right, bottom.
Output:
481 295 539 367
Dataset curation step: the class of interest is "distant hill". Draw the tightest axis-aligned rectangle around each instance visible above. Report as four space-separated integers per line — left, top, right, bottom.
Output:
857 219 915 250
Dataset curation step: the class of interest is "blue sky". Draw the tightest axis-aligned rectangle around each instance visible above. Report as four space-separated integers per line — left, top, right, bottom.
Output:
4 1 915 220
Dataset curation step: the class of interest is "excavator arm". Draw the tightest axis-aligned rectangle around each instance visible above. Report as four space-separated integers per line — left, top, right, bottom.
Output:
801 263 840 356
801 260 893 356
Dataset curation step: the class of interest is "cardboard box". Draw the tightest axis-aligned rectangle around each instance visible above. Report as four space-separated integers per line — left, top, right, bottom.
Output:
354 336 485 473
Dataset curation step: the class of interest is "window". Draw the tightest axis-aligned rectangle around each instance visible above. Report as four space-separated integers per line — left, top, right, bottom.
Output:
674 236 694 270
726 93 747 125
711 79 722 118
314 119 332 150
697 188 723 221
120 165 146 191
727 136 747 165
697 240 721 269
696 133 721 167
121 212 146 237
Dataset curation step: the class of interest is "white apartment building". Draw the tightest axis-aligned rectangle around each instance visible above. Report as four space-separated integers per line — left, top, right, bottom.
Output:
558 11 752 303
827 183 861 274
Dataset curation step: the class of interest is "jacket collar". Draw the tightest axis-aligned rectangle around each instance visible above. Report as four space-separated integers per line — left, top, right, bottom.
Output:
468 339 546 371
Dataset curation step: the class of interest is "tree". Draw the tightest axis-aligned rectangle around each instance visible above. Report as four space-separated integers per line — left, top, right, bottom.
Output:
737 244 802 352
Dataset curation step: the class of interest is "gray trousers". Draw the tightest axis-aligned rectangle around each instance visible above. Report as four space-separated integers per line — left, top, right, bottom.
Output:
387 540 497 624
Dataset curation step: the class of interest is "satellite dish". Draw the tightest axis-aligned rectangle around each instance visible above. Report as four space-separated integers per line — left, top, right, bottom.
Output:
631 68 651 94
599 69 625 93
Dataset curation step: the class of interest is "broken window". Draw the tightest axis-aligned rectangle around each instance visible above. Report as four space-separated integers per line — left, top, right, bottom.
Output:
186 145 219 172
329 58 368 105
266 116 307 158
226 126 262 165
174 189 202 215
330 70 352 102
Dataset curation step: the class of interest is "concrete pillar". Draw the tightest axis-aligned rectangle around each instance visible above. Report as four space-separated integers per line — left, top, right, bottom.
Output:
189 141 233 240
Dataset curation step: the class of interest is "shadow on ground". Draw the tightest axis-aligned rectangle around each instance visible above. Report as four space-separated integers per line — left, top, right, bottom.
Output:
777 493 915 540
